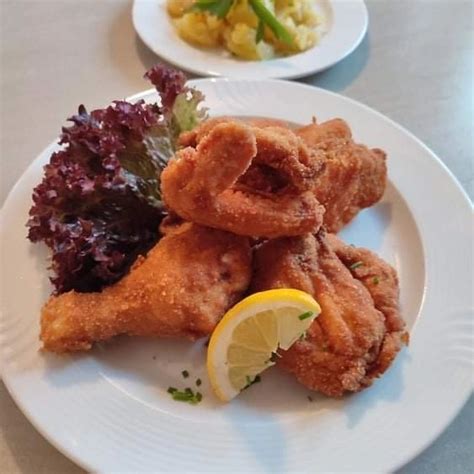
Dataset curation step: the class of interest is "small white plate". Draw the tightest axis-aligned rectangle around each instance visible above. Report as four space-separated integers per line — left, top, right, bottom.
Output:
1 79 473 472
132 0 368 79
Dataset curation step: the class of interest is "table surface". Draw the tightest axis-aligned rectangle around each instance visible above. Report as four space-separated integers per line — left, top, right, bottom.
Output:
1 0 473 472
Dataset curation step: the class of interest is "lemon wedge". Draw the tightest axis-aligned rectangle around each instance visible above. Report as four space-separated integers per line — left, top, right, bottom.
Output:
207 289 321 402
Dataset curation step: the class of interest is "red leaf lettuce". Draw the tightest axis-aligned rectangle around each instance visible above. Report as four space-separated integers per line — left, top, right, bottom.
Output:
27 65 206 293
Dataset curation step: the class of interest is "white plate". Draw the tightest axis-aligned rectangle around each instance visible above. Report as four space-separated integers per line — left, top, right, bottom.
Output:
1 79 473 473
132 0 368 79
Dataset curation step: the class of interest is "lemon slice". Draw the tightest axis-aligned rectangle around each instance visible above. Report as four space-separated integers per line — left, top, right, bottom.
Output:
207 289 321 402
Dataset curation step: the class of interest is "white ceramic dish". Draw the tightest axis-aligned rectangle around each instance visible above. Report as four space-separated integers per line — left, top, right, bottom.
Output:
132 0 368 79
1 79 473 472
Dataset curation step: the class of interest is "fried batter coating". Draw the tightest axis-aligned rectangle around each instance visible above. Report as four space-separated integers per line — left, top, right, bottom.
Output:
182 117 387 234
41 223 252 352
178 116 237 148
251 230 407 397
296 119 387 232
162 121 325 238
177 117 290 148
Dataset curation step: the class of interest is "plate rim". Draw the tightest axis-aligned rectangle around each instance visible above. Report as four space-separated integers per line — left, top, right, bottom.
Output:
132 0 369 79
1 78 473 473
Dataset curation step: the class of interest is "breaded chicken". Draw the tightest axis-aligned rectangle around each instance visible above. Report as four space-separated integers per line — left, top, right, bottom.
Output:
162 121 325 239
41 223 252 352
178 116 291 148
251 230 407 397
180 117 387 234
296 119 387 232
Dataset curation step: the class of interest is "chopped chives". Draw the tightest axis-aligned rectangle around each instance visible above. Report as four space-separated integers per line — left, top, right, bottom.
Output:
172 391 192 402
298 311 313 321
196 378 202 386
167 386 203 404
349 261 364 270
182 370 189 378
373 276 380 285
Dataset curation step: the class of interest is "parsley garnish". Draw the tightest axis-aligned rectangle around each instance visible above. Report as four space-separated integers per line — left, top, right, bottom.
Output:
298 311 313 321
349 261 364 270
167 386 202 404
373 276 380 285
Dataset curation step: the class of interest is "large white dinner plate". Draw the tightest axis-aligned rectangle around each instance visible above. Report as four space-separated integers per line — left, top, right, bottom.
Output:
132 0 368 79
1 79 473 473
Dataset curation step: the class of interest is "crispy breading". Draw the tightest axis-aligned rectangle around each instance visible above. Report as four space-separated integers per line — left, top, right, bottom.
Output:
296 119 387 232
178 116 291 148
181 117 387 233
41 223 252 352
251 230 407 397
162 121 325 238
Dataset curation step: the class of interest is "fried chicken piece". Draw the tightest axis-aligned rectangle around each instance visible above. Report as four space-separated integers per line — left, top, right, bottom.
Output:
41 223 252 352
178 116 236 148
181 117 386 234
251 230 407 397
296 119 387 232
178 117 291 149
162 121 325 239
244 117 291 129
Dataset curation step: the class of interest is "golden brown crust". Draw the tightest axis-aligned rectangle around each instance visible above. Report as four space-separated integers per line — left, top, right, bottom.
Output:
251 230 407 397
177 116 291 148
162 121 325 238
296 119 387 232
41 223 252 352
180 117 386 234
